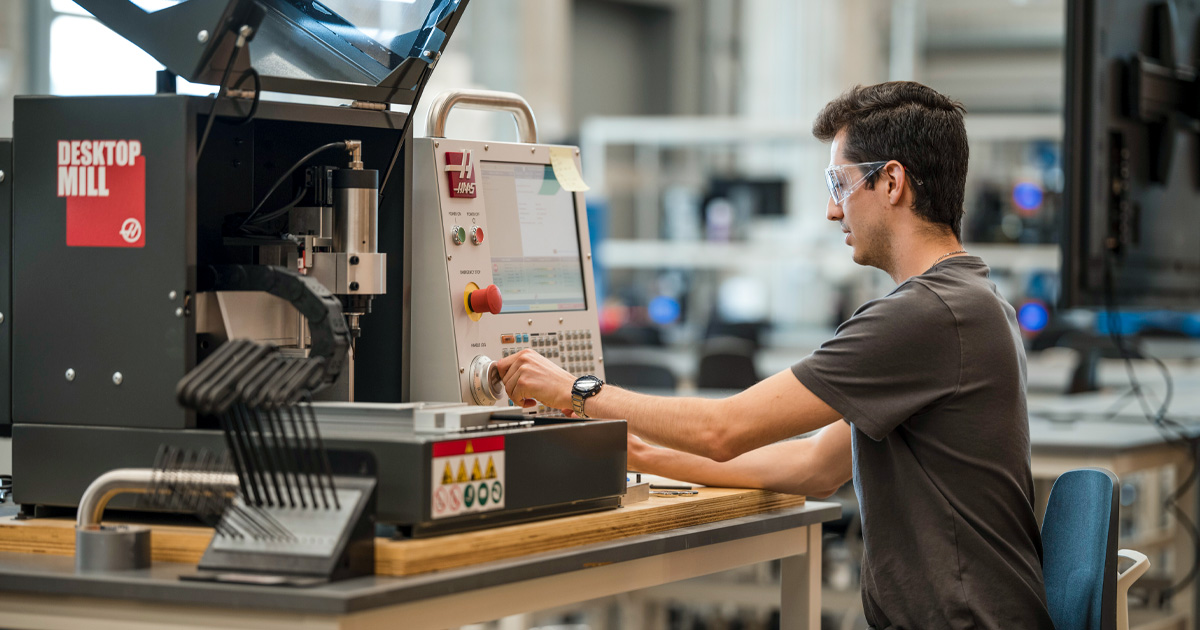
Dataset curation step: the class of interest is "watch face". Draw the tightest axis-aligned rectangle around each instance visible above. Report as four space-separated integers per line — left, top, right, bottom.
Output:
575 376 601 392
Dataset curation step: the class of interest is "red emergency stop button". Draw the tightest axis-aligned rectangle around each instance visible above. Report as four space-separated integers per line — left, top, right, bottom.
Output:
471 226 485 245
468 284 503 315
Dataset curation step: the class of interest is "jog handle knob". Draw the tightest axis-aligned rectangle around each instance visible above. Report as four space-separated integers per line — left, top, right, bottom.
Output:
469 355 506 405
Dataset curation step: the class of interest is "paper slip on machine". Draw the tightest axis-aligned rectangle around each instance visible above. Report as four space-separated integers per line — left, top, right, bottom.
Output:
0 0 626 584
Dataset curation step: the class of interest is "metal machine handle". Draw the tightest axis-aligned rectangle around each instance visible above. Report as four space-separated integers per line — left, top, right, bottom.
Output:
426 89 539 144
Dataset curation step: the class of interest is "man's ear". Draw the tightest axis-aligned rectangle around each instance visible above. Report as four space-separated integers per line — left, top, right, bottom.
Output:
884 161 907 207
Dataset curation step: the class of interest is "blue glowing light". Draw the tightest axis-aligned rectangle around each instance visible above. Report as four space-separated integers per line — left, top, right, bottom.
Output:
1018 301 1050 333
647 296 681 325
1012 182 1044 212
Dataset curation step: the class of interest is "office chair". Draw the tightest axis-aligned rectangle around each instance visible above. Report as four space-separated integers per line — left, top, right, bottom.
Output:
1041 468 1150 630
697 336 759 390
604 363 678 392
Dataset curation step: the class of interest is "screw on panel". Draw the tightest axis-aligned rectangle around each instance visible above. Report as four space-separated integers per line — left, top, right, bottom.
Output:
65 369 75 382
460 368 465 374
559 318 564 324
484 144 489 151
350 255 359 265
168 290 177 300
197 30 209 44
0 170 6 183
531 147 536 153
350 282 360 291
0 312 4 325
112 372 123 386
434 141 440 148
175 307 184 317
528 319 533 325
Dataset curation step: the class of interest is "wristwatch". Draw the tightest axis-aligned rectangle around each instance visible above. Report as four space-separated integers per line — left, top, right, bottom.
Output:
571 375 604 419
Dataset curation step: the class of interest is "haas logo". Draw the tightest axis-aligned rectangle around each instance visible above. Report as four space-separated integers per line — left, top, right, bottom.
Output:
119 218 142 243
445 150 477 198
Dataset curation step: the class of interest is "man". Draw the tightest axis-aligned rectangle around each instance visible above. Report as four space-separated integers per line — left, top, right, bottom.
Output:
497 82 1054 630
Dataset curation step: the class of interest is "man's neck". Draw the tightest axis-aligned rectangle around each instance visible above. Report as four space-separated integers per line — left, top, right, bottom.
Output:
883 227 964 284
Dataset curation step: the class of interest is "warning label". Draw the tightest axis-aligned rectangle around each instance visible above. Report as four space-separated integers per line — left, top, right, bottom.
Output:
431 436 505 519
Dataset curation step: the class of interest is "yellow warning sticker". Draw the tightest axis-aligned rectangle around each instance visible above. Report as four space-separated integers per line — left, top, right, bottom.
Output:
456 461 469 483
470 458 483 481
465 441 475 454
485 456 496 479
442 462 454 485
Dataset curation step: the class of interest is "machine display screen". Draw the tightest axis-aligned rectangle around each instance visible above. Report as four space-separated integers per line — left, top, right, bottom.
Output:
481 161 587 313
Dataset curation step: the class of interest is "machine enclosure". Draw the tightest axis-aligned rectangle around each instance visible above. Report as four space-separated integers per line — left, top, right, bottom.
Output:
8 96 627 535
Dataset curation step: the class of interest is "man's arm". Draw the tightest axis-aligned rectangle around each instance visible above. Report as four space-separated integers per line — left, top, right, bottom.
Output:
628 420 853 498
496 350 843 462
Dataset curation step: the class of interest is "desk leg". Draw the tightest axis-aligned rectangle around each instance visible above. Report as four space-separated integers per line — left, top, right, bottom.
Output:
780 524 822 630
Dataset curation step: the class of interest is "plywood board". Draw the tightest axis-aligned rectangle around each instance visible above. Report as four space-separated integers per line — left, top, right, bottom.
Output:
0 488 805 576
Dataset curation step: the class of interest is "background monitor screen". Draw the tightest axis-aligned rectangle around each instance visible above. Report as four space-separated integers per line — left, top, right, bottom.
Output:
481 161 587 313
1062 0 1200 308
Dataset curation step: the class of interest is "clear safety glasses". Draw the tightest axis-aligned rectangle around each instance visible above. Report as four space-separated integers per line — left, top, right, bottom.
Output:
824 161 888 205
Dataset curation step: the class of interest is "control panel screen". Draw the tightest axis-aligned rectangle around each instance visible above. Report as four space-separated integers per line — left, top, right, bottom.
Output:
481 161 587 313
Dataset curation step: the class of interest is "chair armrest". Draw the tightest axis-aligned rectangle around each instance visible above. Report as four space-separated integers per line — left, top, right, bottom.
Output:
1116 549 1151 630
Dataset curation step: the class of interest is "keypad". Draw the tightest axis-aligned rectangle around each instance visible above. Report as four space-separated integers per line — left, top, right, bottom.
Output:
498 329 597 374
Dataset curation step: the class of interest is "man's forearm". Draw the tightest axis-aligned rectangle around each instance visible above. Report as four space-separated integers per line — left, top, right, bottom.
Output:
585 371 843 462
586 386 730 459
630 421 854 497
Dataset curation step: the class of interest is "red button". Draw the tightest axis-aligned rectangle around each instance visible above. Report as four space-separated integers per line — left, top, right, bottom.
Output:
469 284 503 315
471 226 484 245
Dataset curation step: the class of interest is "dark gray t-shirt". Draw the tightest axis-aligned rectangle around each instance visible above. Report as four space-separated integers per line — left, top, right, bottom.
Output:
792 256 1054 630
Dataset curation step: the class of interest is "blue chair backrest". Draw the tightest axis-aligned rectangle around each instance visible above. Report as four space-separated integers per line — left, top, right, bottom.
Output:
1041 468 1119 630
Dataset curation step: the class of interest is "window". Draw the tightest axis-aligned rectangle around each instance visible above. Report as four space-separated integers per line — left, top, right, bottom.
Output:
47 0 214 96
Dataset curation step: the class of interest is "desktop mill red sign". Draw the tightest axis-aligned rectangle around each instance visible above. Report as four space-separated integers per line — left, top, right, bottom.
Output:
58 139 146 248
444 150 477 198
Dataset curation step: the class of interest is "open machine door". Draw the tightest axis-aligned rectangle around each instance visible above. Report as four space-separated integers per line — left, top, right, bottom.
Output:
74 0 467 104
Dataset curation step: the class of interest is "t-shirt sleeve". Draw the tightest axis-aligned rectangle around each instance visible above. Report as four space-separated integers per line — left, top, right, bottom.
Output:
791 283 961 441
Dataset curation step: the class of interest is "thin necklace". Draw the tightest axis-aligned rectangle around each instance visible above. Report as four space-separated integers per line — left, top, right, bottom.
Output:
932 249 967 267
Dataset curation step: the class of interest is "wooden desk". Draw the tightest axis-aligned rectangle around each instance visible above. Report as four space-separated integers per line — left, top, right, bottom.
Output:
0 489 840 630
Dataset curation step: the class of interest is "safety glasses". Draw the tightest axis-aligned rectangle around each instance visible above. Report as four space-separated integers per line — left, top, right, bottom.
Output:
824 161 888 205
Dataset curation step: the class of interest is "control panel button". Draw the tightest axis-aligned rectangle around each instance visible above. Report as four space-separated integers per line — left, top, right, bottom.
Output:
500 334 515 344
471 225 485 245
468 284 503 315
451 225 467 245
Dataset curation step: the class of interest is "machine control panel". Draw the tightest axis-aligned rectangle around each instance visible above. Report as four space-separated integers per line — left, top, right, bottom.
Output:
408 136 605 407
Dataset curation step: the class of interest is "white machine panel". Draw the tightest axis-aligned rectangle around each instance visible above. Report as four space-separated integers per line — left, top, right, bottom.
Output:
408 137 605 407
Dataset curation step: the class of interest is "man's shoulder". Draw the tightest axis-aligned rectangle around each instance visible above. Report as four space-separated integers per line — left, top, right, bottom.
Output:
854 279 953 320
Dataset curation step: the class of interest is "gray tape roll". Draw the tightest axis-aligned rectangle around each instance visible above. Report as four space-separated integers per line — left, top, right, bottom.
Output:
76 525 152 572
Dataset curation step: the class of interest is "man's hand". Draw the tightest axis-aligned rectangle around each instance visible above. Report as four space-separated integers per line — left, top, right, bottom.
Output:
495 349 576 410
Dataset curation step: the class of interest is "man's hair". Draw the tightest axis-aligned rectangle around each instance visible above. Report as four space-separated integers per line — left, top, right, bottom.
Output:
813 82 968 239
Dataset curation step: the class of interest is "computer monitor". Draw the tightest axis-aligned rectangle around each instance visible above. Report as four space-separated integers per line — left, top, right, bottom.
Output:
479 162 588 313
1062 0 1200 308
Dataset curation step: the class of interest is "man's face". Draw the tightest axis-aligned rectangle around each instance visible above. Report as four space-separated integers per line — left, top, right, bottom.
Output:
827 130 892 269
